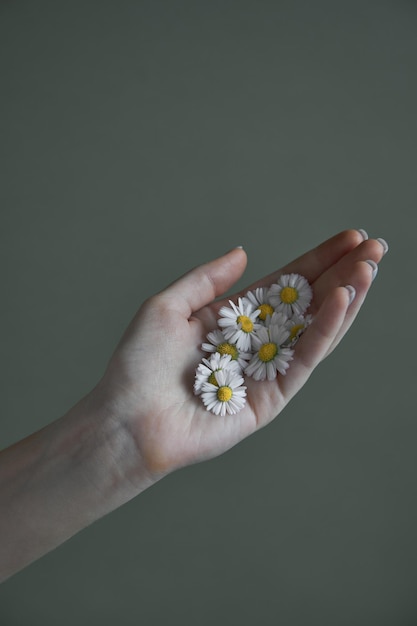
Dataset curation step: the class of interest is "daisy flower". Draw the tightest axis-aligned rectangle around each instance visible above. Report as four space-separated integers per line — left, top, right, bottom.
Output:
202 330 252 371
245 324 294 381
217 297 262 352
200 368 247 416
243 287 275 323
264 310 292 331
194 353 241 396
268 273 313 317
284 313 313 347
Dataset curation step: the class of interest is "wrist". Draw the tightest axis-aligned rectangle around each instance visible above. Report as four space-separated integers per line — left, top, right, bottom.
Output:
0 382 160 582
62 383 160 510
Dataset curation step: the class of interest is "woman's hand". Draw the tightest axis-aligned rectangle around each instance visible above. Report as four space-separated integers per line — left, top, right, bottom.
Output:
95 229 388 478
0 228 388 582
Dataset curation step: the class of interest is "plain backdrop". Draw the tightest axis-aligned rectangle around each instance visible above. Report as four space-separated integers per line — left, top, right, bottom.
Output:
1 1 416 625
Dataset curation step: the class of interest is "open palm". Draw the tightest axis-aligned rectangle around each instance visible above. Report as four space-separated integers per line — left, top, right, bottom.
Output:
100 229 386 478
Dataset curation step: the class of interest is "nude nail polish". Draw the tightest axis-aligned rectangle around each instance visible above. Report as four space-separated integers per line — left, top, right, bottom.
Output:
365 259 378 281
357 229 369 241
344 285 356 305
376 238 389 255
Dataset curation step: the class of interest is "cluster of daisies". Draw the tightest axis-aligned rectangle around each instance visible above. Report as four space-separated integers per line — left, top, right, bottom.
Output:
193 273 314 416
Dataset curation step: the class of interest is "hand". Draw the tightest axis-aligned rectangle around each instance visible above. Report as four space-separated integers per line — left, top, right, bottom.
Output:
94 229 387 478
0 229 388 582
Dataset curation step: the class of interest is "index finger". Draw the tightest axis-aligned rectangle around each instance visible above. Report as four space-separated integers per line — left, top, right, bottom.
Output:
235 229 366 297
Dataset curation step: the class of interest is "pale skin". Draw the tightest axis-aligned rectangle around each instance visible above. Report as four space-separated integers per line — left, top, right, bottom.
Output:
0 229 387 582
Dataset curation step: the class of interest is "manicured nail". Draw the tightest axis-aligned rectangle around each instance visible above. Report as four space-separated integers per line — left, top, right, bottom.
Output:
376 237 389 255
365 259 378 281
344 285 356 305
235 245 244 249
357 229 368 241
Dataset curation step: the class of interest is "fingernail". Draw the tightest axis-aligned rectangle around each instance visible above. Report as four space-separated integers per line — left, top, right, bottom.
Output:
376 237 389 256
365 259 378 281
357 229 369 241
344 285 356 305
235 245 244 249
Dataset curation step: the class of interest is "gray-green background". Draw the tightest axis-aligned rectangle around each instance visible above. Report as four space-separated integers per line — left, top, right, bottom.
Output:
1 1 416 624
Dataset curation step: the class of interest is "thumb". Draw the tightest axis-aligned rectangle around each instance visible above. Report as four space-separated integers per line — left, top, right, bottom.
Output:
160 247 248 317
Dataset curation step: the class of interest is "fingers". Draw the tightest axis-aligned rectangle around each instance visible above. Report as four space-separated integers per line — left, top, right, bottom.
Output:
321 260 377 359
278 285 352 402
279 242 387 401
237 229 366 296
158 247 248 317
280 229 367 282
308 237 388 358
308 237 385 316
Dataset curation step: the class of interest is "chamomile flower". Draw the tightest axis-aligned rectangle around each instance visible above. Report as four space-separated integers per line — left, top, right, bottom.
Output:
268 273 313 316
243 287 275 323
284 313 313 347
200 368 247 416
245 324 294 381
194 353 241 396
217 297 262 352
201 329 251 370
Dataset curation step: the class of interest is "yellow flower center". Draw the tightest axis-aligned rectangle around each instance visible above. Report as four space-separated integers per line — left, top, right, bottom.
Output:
258 342 278 362
237 315 254 333
217 342 239 360
289 323 305 341
217 386 233 402
280 286 298 304
208 371 219 386
258 303 274 321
